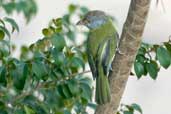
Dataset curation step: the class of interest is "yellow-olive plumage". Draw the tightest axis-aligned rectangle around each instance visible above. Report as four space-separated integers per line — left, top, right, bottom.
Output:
77 10 118 104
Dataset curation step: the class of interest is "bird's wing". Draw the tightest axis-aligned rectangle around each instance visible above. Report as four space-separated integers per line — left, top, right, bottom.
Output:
96 33 118 75
87 46 97 79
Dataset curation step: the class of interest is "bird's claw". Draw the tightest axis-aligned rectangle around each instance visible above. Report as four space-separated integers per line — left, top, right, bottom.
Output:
110 67 114 71
116 47 125 55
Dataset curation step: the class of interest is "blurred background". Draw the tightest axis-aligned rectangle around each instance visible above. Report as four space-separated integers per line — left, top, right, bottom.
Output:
2 0 171 114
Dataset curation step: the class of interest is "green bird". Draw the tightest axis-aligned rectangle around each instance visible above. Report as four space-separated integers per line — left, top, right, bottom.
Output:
77 10 118 105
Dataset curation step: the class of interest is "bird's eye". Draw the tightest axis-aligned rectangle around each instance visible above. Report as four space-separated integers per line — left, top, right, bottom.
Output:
82 18 90 24
83 17 90 23
86 19 90 23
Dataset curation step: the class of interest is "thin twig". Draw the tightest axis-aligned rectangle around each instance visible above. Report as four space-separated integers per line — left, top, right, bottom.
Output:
37 70 91 88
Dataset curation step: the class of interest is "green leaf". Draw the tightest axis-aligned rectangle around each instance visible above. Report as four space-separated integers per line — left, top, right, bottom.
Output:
55 111 63 114
131 103 143 114
70 57 85 70
0 66 7 87
87 103 97 110
64 109 71 114
24 105 36 114
67 30 75 41
14 109 25 114
51 49 65 66
125 105 134 112
0 30 5 40
0 101 8 114
11 63 28 90
50 33 66 51
55 27 63 33
78 76 92 86
134 62 144 79
42 28 52 37
136 55 146 63
145 61 159 80
33 51 45 60
123 111 133 114
68 4 77 13
55 18 63 27
0 19 5 27
57 85 67 99
67 79 80 96
137 47 146 55
80 83 92 101
0 40 10 57
164 42 171 55
0 25 10 38
157 47 171 69
0 110 8 114
2 2 15 14
62 84 73 98
80 6 89 14
4 17 19 32
32 61 47 79
22 96 47 114
16 0 37 22
62 14 70 24
43 89 64 109
0 101 5 109
153 44 160 52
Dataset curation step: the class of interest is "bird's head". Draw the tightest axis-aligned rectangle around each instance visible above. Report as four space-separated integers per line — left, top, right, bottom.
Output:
77 10 108 29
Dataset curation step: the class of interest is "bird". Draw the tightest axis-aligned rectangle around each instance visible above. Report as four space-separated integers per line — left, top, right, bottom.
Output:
77 10 118 105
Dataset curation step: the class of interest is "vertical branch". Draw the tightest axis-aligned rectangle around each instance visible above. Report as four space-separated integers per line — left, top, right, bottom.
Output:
95 0 152 114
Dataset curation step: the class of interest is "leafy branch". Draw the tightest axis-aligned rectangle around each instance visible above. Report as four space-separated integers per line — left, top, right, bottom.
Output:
134 38 171 79
12 70 91 102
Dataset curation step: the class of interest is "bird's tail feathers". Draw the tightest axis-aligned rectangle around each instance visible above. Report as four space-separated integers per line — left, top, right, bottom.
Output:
95 74 111 104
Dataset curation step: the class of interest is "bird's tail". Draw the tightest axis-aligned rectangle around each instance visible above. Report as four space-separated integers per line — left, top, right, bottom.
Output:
95 74 111 104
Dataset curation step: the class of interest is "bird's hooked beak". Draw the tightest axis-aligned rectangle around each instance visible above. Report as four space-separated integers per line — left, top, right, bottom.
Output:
76 19 89 26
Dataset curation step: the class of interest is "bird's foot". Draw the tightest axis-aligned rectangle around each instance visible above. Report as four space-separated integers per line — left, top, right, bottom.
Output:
116 47 125 55
110 67 113 71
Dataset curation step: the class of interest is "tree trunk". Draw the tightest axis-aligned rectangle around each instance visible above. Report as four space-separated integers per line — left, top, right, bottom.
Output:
95 0 152 114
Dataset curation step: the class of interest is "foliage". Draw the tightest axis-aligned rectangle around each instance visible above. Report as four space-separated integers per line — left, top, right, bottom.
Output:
134 41 171 79
0 1 171 114
0 0 37 22
0 4 94 114
0 17 19 59
117 103 143 114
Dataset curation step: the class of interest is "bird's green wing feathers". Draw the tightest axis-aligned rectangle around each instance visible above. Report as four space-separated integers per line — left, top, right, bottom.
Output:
96 34 117 76
101 38 112 75
87 31 118 79
87 47 97 79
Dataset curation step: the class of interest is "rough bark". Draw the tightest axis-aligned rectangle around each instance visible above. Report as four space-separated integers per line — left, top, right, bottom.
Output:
95 0 152 114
